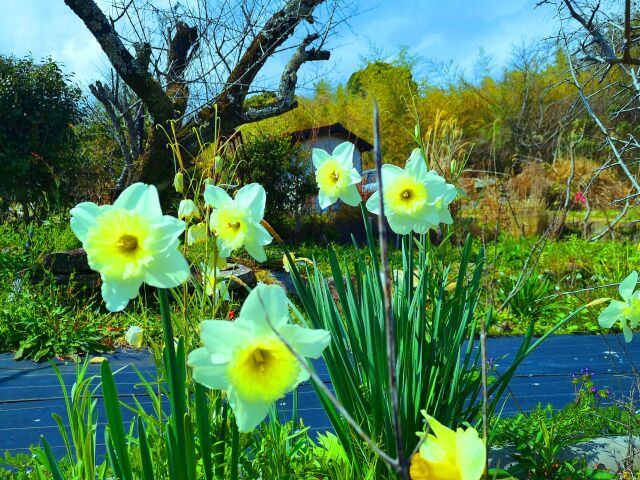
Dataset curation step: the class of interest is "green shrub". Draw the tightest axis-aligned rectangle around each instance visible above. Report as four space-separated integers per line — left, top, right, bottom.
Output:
0 55 83 220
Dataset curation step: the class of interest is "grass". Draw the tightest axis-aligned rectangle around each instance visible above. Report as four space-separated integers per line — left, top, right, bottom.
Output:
1 213 639 360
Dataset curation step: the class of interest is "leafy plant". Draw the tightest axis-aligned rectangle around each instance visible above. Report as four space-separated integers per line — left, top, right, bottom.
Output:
286 206 586 477
497 273 560 320
0 279 110 361
0 55 83 219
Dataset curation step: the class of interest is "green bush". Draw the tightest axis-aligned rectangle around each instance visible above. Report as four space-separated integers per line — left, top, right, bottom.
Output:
0 55 83 220
232 132 316 219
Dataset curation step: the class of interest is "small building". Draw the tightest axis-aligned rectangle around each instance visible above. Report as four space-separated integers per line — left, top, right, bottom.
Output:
289 123 374 212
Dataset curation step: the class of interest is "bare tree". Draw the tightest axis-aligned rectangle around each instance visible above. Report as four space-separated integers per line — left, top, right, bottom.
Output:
64 0 346 197
539 0 640 236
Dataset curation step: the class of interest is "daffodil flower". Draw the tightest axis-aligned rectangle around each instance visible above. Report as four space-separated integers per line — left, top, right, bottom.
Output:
124 325 144 348
178 199 201 222
204 183 272 262
70 183 190 311
187 222 208 245
313 141 362 209
366 149 456 235
188 283 331 432
201 263 230 302
598 271 640 342
410 412 485 480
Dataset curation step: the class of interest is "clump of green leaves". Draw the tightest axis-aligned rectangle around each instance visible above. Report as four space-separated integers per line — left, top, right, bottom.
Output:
0 278 111 361
0 55 83 220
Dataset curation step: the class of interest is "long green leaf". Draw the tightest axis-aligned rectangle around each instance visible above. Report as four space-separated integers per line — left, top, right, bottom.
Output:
39 436 64 480
100 361 133 480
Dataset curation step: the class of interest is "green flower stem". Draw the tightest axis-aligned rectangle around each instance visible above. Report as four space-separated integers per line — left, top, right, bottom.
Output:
231 416 240 480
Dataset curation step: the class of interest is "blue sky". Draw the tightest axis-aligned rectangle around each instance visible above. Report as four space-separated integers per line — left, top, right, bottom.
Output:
0 0 559 92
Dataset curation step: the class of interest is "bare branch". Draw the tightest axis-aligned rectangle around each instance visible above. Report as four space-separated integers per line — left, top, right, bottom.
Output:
242 33 330 123
201 0 326 121
64 0 174 121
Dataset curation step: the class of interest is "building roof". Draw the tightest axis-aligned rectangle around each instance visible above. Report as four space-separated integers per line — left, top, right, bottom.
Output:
289 123 373 152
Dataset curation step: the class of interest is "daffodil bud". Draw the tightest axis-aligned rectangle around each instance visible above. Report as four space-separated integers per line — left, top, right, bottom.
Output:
174 171 184 193
178 199 201 222
187 222 208 245
214 155 223 172
124 325 144 348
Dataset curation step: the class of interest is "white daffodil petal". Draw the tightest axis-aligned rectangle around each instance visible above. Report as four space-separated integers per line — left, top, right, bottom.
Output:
199 320 247 358
280 324 331 358
365 191 381 214
312 148 332 169
598 300 625 328
318 190 336 210
380 163 404 183
442 183 458 204
101 276 142 312
244 240 267 262
70 202 109 243
339 184 362 207
227 387 273 433
387 215 416 235
204 184 233 208
349 168 362 184
144 249 191 288
405 149 428 179
253 222 273 246
235 183 266 222
152 215 186 249
113 183 163 219
216 237 232 258
619 271 638 302
332 141 355 167
188 348 230 390
237 284 290 334
623 322 634 342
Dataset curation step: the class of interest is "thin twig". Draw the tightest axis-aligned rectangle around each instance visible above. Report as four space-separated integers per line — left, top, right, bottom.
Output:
373 99 408 478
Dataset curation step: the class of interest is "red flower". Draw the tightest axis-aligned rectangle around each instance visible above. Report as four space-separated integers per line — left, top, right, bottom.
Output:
228 310 235 320
575 191 586 204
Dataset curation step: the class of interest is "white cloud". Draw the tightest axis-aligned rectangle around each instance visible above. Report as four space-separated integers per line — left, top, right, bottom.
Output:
0 0 106 86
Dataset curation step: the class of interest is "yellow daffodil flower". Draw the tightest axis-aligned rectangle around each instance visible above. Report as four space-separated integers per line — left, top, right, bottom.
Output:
204 183 272 262
70 183 190 311
598 270 640 342
313 141 362 209
410 412 485 480
366 149 457 235
188 283 331 432
178 199 201 222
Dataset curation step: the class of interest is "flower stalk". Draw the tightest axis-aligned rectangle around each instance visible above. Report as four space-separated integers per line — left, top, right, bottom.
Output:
372 99 408 478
